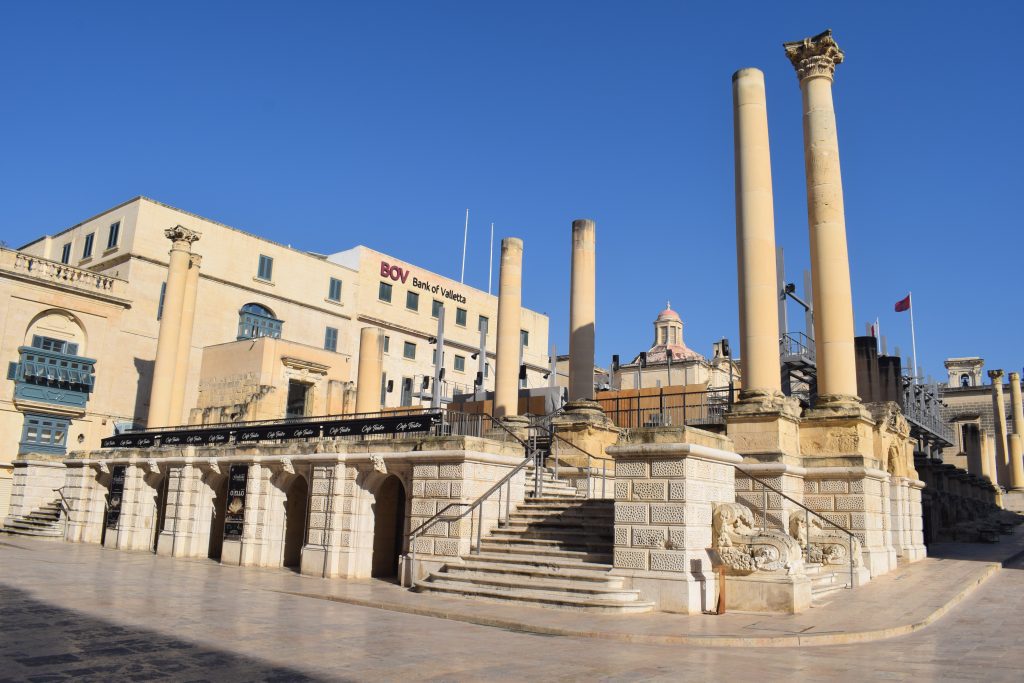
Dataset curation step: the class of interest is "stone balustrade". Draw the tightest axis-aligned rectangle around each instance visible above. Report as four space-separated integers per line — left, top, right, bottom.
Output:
1 248 126 298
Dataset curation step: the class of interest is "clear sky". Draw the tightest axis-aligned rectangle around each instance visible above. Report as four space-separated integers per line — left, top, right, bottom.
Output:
2 2 1020 382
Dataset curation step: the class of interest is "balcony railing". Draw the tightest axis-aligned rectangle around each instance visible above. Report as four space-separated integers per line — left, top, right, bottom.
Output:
598 388 732 431
12 346 96 409
2 248 125 297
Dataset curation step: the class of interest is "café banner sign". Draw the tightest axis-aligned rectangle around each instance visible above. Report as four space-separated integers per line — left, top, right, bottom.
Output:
101 412 442 449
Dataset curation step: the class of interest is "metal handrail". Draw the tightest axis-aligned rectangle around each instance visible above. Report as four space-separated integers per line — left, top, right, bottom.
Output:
403 412 541 588
529 421 611 499
733 466 857 590
52 487 70 538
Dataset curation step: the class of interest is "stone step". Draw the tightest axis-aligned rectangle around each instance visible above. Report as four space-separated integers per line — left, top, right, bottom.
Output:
451 558 626 585
477 542 612 563
420 573 641 601
24 512 61 523
1 523 63 537
489 527 613 543
415 580 654 613
5 517 59 530
466 551 614 572
481 536 613 553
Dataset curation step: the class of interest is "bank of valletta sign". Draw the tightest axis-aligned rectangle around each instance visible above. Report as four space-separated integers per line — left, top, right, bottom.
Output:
380 260 468 304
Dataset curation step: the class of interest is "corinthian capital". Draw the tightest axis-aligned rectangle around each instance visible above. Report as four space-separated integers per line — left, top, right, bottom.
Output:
784 29 844 83
165 224 201 245
989 369 1005 382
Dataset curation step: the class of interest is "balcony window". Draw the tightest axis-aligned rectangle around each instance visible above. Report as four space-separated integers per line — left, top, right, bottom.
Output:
60 243 71 264
83 233 94 259
257 254 274 281
31 335 78 355
379 282 393 303
19 414 70 455
237 303 283 340
328 277 343 302
107 221 120 249
406 291 419 312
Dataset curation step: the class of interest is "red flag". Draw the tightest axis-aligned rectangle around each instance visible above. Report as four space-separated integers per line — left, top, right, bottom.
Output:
894 294 911 312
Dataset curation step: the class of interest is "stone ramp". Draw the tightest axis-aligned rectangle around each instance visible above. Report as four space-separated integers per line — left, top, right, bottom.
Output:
415 497 653 613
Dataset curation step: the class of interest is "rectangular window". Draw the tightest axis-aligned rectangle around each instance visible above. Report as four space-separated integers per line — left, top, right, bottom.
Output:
19 413 70 455
107 221 120 249
400 377 413 407
157 282 166 320
520 330 529 347
406 291 419 311
403 341 416 360
431 299 443 318
383 335 390 353
31 336 72 354
324 326 338 352
328 277 342 302
380 373 388 407
378 281 393 303
60 243 71 264
454 355 466 372
257 254 274 281
82 233 94 259
479 316 489 333
285 380 310 419
455 307 467 327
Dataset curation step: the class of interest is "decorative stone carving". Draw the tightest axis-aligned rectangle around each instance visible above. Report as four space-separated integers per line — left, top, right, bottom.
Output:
788 510 863 567
783 29 844 82
164 224 201 245
371 454 387 475
280 458 295 475
713 502 803 575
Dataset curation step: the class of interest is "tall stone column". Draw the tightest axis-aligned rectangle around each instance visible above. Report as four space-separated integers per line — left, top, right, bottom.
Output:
493 237 523 422
1007 372 1024 490
355 327 383 414
568 219 596 403
148 226 200 429
732 67 783 406
784 30 859 408
980 430 997 484
168 253 202 427
989 369 1010 488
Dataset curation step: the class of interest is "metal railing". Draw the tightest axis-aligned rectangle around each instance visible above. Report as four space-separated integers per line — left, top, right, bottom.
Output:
403 412 542 587
52 487 71 538
530 419 611 499
599 388 732 432
780 331 815 362
734 466 857 590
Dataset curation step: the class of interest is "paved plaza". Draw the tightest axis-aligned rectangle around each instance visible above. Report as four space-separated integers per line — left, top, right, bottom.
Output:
1 536 1023 681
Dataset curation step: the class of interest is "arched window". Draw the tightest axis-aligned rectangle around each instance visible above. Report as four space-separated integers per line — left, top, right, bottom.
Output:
960 373 971 387
237 303 283 340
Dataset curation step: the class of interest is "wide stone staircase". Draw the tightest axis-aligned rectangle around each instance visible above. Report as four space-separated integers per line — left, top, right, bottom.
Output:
414 488 654 613
1 499 65 539
805 563 854 605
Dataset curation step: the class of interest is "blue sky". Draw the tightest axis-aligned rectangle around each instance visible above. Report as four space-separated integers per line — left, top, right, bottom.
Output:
2 2 1020 382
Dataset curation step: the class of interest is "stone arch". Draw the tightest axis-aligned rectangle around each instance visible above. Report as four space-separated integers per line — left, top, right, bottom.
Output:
204 471 229 561
371 474 407 579
24 309 88 354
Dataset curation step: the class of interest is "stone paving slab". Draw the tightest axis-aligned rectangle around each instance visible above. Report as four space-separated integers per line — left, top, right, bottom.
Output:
277 527 1024 648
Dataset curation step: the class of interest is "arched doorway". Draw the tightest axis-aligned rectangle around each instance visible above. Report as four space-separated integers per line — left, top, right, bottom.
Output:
371 475 407 579
208 476 229 560
282 475 309 569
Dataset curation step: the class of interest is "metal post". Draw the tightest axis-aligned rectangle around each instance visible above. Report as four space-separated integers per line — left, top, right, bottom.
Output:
497 484 503 527
475 505 482 553
431 306 446 410
849 534 854 589
804 507 810 562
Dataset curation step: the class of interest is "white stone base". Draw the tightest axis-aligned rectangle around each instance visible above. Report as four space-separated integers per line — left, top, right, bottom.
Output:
613 569 717 614
722 573 811 614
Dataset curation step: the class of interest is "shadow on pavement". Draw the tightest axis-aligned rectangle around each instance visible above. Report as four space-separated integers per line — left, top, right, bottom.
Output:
0 584 333 682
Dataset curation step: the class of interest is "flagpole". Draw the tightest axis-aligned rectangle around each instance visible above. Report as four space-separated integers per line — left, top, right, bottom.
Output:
460 209 469 284
487 222 494 295
909 291 919 383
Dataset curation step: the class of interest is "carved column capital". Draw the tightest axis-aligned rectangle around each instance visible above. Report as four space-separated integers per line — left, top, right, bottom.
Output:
164 225 201 247
189 253 203 268
989 369 1005 383
784 29 844 83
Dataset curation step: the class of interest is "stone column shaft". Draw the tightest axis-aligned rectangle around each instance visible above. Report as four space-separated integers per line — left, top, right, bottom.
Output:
569 219 596 402
355 327 383 414
733 67 782 399
168 254 202 427
493 238 523 419
148 226 200 429
989 369 1010 487
785 30 858 404
1008 372 1024 490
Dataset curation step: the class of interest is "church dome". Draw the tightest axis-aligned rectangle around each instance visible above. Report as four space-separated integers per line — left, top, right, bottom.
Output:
656 305 681 322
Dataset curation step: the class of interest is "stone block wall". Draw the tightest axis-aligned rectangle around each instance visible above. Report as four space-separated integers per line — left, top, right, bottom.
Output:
7 455 66 519
607 440 741 613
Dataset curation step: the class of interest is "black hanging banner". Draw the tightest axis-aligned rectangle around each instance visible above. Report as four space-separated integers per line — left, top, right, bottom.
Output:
321 412 441 438
101 433 157 449
223 464 249 540
105 465 127 529
159 429 233 447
